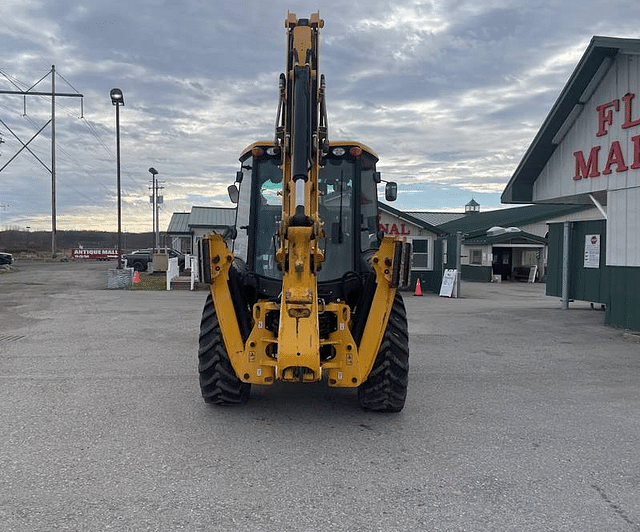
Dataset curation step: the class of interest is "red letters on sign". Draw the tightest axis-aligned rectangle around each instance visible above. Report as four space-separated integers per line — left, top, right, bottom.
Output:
572 93 640 181
632 135 640 170
596 99 619 137
602 141 629 175
379 223 411 235
573 146 601 180
622 93 640 130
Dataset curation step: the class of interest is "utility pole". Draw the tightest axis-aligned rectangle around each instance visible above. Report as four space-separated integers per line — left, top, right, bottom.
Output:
156 180 163 250
0 203 8 230
0 65 83 256
51 65 57 255
148 167 164 251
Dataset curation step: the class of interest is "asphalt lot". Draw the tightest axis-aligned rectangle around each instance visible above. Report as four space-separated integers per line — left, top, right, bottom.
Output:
1 259 639 531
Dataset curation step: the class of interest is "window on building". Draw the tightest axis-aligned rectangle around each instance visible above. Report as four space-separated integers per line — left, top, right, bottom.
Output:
411 238 432 270
470 249 483 265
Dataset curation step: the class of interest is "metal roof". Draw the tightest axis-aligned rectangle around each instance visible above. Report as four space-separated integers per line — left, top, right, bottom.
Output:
379 203 446 235
405 211 466 226
166 207 236 234
166 212 191 234
438 203 592 236
502 36 640 204
188 206 236 228
464 230 547 246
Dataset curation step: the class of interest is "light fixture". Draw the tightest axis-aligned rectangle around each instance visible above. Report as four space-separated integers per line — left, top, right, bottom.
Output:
110 88 124 106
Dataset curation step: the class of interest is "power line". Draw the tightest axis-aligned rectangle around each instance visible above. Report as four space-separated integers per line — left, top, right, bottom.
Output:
0 65 83 254
1 68 149 231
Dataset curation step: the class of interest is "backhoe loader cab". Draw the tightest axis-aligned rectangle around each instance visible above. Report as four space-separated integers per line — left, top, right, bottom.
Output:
198 13 409 411
232 142 383 284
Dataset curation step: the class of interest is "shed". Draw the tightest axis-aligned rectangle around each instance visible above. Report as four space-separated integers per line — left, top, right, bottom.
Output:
167 206 236 254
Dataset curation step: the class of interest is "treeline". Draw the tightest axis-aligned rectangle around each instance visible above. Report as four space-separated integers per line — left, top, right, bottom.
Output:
0 230 163 255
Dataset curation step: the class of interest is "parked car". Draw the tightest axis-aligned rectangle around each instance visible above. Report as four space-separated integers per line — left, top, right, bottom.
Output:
122 248 185 272
0 251 14 265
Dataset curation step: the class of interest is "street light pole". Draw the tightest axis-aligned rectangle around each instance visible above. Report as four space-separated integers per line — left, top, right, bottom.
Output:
149 167 158 251
110 88 124 268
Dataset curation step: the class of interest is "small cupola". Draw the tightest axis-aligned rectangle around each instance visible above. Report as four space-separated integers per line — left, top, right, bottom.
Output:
465 198 480 214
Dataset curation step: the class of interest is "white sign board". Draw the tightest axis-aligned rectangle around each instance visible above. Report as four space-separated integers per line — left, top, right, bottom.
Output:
584 234 600 268
439 269 458 298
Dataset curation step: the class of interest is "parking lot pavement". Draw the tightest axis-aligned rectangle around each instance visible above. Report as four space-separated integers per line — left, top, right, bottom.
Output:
1 260 639 531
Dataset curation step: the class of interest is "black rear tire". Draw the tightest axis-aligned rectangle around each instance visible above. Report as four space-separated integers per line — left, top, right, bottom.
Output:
358 292 409 412
198 294 250 405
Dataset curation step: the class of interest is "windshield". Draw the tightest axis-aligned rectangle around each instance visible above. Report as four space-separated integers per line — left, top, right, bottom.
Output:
317 158 355 280
251 150 377 281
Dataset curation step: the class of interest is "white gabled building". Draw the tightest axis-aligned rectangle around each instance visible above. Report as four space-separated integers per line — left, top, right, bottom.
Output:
502 36 640 331
166 206 236 254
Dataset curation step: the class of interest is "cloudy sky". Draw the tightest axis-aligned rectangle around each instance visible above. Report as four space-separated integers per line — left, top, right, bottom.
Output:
0 0 639 232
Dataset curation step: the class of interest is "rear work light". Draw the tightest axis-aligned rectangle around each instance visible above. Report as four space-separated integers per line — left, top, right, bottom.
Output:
349 146 362 157
331 147 346 156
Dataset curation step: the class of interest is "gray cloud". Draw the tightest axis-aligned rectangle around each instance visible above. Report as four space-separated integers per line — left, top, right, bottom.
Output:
1 0 639 230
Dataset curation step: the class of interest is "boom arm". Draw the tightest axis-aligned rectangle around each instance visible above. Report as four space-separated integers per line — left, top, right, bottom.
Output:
202 13 406 391
276 12 327 231
272 13 327 380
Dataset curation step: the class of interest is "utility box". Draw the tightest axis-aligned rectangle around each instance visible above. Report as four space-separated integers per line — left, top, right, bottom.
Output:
152 252 169 272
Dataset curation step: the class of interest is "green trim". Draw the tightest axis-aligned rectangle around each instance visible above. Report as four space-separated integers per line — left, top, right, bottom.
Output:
605 267 640 332
547 220 640 332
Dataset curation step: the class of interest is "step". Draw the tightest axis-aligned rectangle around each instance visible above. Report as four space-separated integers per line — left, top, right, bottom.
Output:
170 276 192 290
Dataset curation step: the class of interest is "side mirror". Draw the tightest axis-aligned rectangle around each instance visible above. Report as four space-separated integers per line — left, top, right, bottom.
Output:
228 184 239 204
385 181 397 202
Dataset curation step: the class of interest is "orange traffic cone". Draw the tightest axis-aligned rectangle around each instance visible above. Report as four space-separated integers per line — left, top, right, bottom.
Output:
414 278 423 296
133 271 140 284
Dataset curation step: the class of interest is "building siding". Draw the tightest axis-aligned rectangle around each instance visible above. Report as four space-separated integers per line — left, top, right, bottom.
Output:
547 220 640 330
608 188 640 267
547 220 609 304
534 54 640 202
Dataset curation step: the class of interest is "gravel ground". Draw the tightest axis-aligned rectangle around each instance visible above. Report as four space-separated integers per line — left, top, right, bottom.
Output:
1 259 639 531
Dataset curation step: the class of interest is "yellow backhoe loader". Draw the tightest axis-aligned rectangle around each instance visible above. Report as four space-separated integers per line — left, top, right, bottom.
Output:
198 12 410 411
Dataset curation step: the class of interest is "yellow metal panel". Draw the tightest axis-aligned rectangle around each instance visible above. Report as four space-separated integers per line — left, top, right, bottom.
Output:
291 25 313 66
206 234 245 362
350 238 398 380
322 238 400 388
322 302 363 386
206 234 276 385
277 226 321 381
